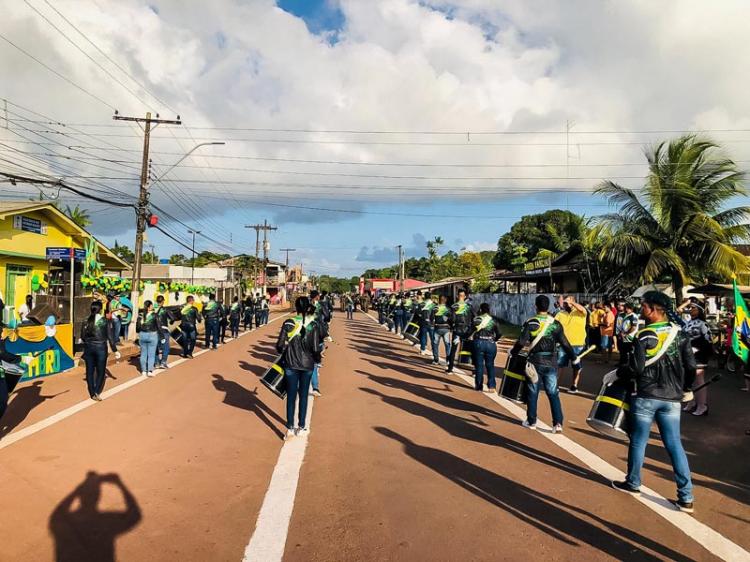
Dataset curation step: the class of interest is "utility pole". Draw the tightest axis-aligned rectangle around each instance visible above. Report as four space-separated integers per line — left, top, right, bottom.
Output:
280 248 296 270
188 229 200 285
114 111 181 339
245 220 277 294
396 244 404 293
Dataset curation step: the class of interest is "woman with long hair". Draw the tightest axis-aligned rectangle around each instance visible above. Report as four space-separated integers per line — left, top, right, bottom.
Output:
678 299 712 416
136 300 161 377
276 296 322 439
80 300 119 401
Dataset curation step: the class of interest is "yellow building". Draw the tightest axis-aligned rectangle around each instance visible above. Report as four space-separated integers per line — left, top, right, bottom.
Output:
0 201 129 320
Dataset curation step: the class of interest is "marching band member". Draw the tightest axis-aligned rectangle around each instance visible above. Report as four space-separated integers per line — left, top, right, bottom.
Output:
180 296 202 358
80 300 120 401
471 303 503 392
446 289 473 374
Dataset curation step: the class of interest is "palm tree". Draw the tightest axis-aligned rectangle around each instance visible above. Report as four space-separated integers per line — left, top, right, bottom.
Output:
64 204 92 228
594 135 750 302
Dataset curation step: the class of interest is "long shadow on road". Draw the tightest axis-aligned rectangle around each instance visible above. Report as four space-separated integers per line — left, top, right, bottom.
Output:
376 427 695 562
212 374 285 439
362 386 600 485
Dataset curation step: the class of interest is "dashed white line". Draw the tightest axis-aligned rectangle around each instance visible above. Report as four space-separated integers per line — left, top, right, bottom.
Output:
363 311 750 562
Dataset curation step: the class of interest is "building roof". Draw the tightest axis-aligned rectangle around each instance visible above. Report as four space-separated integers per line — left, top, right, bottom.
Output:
417 277 473 291
0 200 131 269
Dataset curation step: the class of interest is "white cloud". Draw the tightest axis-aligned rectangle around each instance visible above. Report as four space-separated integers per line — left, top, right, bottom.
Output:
1 0 749 267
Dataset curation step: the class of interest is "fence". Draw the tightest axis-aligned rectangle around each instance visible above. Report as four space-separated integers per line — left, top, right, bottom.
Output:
470 293 605 326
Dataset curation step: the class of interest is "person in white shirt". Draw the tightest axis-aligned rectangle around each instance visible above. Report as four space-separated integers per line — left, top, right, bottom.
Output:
17 294 33 323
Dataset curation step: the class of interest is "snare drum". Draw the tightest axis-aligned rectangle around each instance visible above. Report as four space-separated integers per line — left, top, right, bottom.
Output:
458 339 474 366
170 328 185 345
500 354 528 403
586 372 630 440
261 354 287 399
404 316 421 344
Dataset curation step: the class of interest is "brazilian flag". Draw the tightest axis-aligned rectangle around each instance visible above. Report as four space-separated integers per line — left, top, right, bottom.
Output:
732 278 749 363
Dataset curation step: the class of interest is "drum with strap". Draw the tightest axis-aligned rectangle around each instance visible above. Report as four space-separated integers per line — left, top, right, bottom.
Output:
170 327 185 346
261 353 287 399
404 314 421 344
499 353 528 403
586 372 630 440
458 338 475 366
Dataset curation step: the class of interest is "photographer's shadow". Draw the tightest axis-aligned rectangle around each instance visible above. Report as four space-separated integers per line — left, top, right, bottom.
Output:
49 471 141 562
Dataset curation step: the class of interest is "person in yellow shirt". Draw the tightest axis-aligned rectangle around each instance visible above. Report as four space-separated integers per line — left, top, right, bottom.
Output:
556 295 588 393
599 302 616 363
588 301 604 350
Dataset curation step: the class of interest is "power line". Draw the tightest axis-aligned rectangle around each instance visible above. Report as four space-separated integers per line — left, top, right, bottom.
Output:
0 31 115 110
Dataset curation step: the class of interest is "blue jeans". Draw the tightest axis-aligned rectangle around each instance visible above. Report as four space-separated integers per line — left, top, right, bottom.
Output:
626 397 693 502
393 311 404 334
526 363 564 426
420 325 434 353
473 339 497 390
262 310 270 325
230 317 240 338
181 323 197 355
205 318 219 348
156 328 170 366
139 331 158 373
432 328 451 362
285 368 313 429
311 363 320 391
346 306 353 319
111 316 122 344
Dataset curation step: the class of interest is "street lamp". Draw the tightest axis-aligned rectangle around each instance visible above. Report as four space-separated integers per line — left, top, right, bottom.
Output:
153 142 226 183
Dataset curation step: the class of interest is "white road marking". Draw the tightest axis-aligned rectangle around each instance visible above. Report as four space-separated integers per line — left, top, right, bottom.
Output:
242 397 315 562
0 313 290 451
363 312 750 562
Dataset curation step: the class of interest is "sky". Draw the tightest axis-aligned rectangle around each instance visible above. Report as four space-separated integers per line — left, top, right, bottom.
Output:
1 0 750 277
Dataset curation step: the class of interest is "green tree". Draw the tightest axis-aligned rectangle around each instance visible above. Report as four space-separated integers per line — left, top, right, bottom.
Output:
169 254 188 265
112 240 134 264
594 135 750 302
142 250 159 264
426 236 445 281
492 210 587 269
64 204 91 228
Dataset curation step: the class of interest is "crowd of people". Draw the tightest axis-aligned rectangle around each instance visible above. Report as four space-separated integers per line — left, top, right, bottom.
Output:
365 286 750 515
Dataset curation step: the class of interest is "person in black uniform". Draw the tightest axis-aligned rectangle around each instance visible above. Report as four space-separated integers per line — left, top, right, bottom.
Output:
154 295 174 370
229 296 242 339
433 295 452 365
512 295 577 433
218 299 229 344
419 293 437 359
80 300 120 401
203 294 222 350
180 296 202 358
243 295 255 331
0 334 32 418
276 296 323 439
447 289 473 374
471 303 503 392
612 291 696 513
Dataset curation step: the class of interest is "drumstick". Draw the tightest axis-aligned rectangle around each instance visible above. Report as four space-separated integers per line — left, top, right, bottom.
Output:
691 374 721 392
575 345 597 361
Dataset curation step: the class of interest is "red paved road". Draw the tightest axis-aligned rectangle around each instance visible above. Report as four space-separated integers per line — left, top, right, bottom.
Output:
1 311 747 561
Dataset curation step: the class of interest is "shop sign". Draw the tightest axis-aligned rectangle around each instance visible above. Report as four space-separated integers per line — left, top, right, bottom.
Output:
13 215 47 234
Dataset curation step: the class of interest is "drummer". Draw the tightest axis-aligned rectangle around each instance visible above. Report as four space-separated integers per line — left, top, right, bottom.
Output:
611 290 696 514
0 334 33 419
511 295 578 434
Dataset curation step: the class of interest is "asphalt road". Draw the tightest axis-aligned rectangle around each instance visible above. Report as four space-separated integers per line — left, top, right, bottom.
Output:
1 311 748 561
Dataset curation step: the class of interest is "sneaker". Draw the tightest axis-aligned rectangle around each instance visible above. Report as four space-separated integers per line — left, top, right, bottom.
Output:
420 350 430 356
672 499 694 513
285 428 296 440
91 394 103 402
483 387 495 393
188 353 194 359
296 426 309 436
141 371 148 377
522 420 537 430
445 368 453 374
611 480 641 495
146 371 155 378
552 424 563 434
431 360 440 365
569 386 578 394
312 389 322 397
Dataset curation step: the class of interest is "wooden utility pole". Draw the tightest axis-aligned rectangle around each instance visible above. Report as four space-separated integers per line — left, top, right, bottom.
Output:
245 220 277 293
280 248 296 270
113 111 181 339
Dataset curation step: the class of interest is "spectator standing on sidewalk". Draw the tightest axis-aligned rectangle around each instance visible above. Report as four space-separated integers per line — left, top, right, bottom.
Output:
599 303 615 363
612 291 696 513
555 295 588 393
136 300 161 378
